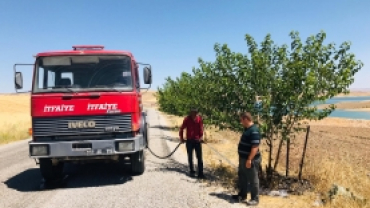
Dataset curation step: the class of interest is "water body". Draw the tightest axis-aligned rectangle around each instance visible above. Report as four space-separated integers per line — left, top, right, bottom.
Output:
255 96 370 120
316 96 370 120
318 96 370 105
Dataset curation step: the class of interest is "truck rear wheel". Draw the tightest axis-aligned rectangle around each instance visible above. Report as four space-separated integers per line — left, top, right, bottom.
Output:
130 150 145 175
39 158 64 181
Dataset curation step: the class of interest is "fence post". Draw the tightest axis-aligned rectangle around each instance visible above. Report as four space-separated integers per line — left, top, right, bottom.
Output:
298 125 310 180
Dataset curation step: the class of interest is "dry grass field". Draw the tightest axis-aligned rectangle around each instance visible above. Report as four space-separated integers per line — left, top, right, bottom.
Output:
336 91 370 97
0 94 31 145
161 112 370 208
317 100 370 110
1 90 370 207
141 89 159 110
149 90 370 208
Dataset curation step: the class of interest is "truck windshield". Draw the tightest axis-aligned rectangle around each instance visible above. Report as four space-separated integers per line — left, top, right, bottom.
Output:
33 55 133 93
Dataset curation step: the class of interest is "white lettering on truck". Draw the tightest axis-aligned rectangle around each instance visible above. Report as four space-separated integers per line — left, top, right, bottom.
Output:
44 105 74 112
87 103 118 111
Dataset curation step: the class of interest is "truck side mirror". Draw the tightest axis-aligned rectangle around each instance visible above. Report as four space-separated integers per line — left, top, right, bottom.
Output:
143 66 152 84
15 72 23 90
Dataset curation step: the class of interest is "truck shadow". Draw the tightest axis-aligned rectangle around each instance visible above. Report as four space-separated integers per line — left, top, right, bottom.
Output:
4 162 134 192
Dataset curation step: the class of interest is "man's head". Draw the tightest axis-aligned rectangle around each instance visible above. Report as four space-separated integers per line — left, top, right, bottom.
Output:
239 112 254 128
189 108 198 119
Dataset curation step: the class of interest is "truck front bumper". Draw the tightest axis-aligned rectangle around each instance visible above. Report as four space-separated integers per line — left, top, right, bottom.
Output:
28 134 145 159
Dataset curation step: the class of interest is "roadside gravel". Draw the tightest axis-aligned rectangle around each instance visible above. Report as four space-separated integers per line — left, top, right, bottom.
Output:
0 108 250 208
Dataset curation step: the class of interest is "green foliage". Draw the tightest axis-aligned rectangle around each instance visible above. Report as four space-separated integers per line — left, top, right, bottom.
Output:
156 30 363 173
158 30 363 132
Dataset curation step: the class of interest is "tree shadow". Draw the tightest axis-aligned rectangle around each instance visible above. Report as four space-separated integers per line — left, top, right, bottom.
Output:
3 161 134 192
259 169 314 194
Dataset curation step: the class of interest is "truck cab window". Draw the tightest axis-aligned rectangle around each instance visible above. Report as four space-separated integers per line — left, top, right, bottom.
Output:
33 55 133 93
36 67 55 89
47 70 55 88
134 63 140 90
37 67 44 89
61 72 73 85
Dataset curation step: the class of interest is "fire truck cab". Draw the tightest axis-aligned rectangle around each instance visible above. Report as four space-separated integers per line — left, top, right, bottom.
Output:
14 45 152 180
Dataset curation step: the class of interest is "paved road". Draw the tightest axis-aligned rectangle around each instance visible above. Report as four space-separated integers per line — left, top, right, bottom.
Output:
0 109 248 208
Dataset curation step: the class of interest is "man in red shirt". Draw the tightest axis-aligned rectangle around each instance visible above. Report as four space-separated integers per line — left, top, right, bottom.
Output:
179 108 205 179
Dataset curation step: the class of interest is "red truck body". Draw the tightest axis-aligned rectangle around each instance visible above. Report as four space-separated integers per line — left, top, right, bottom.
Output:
31 93 141 124
14 45 152 180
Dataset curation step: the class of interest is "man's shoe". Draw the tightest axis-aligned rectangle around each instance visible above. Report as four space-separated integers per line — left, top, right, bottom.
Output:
189 171 195 177
197 174 206 179
246 199 259 206
231 194 246 202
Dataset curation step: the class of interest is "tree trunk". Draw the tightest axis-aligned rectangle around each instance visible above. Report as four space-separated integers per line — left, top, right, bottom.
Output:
298 125 310 180
286 138 290 177
273 137 283 171
266 131 274 183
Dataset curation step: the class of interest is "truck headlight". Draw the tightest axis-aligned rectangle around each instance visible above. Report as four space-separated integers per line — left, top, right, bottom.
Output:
30 145 49 156
117 141 134 152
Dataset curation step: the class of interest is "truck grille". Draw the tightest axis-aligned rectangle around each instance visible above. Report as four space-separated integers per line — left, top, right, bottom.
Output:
32 115 132 137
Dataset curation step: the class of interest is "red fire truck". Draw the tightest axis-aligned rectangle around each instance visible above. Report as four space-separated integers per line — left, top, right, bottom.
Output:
14 45 152 180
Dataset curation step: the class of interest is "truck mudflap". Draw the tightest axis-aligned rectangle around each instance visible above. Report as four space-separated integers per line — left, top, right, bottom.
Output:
28 134 145 159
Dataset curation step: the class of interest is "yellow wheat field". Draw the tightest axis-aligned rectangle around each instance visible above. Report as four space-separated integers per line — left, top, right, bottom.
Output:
0 94 31 144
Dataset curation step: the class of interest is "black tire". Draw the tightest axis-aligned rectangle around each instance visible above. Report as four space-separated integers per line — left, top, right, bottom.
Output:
144 122 149 148
141 113 149 148
39 158 64 181
130 150 145 176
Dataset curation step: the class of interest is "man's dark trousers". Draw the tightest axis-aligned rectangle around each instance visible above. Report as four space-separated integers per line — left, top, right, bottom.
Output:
238 156 261 201
186 139 203 175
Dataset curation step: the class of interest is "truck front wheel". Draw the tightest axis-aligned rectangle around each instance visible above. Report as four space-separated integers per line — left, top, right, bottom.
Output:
130 150 145 175
145 123 149 148
39 158 64 181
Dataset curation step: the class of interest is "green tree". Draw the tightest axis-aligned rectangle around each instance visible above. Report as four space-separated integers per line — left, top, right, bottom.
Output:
156 30 364 181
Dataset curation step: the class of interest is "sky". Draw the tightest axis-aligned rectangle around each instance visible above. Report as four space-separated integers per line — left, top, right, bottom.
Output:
0 0 369 93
